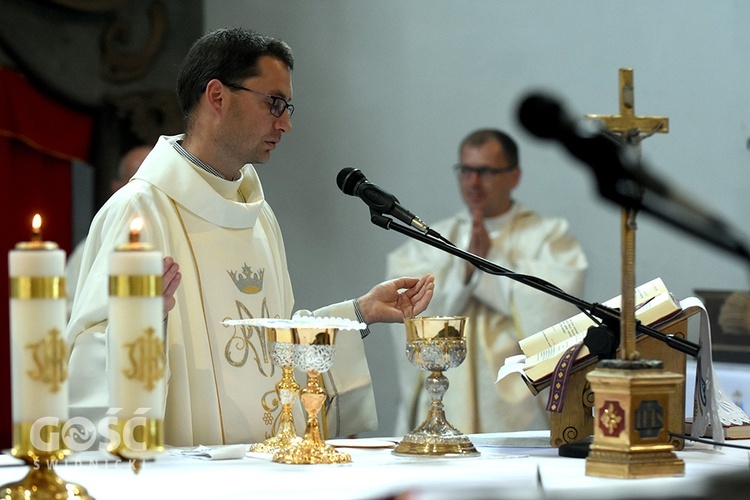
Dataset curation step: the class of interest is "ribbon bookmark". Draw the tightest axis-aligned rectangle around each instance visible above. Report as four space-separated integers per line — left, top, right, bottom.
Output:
546 342 586 412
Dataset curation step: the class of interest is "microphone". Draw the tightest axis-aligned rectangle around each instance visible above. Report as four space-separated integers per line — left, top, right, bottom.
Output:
518 92 696 209
336 167 430 234
518 93 643 194
517 92 750 264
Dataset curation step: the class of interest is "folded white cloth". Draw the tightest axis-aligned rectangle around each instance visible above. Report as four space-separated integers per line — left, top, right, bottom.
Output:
174 444 247 460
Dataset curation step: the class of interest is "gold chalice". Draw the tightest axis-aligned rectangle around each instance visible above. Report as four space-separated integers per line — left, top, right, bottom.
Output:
249 327 302 453
393 316 479 457
273 326 351 464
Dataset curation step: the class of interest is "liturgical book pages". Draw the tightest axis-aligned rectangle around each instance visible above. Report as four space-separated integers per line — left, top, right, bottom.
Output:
518 277 682 383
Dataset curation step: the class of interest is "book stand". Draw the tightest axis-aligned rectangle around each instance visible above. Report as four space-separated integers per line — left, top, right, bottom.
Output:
525 305 701 452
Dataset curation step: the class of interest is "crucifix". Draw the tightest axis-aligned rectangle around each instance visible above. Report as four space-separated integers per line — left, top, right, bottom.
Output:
585 68 669 361
583 69 685 480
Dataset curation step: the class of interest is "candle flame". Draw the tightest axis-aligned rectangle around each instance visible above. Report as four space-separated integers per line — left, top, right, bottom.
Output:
31 213 42 241
130 217 144 233
129 217 143 243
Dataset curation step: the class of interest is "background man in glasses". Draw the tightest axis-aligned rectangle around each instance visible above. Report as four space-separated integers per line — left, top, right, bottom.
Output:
65 144 153 318
386 128 587 435
66 27 434 448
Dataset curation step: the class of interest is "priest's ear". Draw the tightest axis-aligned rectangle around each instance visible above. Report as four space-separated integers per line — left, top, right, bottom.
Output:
203 79 230 116
508 166 521 190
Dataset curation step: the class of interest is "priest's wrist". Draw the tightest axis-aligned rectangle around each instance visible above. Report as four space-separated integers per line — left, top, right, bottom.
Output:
353 298 371 339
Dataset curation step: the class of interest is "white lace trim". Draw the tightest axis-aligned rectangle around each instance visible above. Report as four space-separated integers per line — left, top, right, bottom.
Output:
222 316 366 331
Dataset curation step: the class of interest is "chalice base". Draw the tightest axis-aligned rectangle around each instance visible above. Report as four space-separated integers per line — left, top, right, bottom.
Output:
393 409 479 457
272 434 351 464
249 421 302 454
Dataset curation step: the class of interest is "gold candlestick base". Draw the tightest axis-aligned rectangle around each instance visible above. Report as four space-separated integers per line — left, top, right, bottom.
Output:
273 370 351 464
1 457 94 500
3 425 94 500
107 417 164 475
585 359 684 479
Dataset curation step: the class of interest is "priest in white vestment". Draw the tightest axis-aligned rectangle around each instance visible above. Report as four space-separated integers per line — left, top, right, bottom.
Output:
386 129 587 435
66 28 434 448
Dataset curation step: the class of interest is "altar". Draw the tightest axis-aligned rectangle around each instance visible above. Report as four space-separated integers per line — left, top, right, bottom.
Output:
1 431 746 499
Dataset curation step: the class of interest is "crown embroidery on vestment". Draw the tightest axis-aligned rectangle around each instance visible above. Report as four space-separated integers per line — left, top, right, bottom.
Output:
227 263 265 294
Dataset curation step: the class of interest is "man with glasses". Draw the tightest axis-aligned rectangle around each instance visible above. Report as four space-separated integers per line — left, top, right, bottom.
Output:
65 144 153 318
67 27 434 448
386 128 586 435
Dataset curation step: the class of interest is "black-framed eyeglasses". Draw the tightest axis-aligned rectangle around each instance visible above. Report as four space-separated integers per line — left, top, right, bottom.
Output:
453 164 517 178
223 82 294 118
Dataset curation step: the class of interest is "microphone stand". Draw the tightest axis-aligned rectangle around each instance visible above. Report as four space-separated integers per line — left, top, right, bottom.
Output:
369 210 700 358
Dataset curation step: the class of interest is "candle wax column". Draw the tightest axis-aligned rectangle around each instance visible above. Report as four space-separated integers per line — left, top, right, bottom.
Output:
108 242 165 422
8 244 67 424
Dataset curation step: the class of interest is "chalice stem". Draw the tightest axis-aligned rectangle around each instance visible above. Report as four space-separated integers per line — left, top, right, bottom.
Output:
300 371 327 445
418 370 457 432
276 404 296 435
426 370 448 405
276 365 301 438
250 364 300 452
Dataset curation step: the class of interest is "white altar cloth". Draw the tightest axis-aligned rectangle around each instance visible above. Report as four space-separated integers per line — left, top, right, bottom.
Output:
1 431 747 499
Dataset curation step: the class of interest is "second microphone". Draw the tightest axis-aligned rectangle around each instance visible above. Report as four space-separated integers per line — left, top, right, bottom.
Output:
336 167 431 234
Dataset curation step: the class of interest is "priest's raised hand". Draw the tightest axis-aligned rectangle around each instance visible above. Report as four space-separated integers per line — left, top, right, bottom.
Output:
356 275 435 324
162 256 181 319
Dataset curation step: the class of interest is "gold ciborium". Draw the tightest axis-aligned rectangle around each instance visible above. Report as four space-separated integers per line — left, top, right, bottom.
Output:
249 327 302 453
273 326 351 464
394 316 479 457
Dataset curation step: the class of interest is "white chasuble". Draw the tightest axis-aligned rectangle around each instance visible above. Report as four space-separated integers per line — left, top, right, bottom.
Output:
172 205 300 446
66 135 375 448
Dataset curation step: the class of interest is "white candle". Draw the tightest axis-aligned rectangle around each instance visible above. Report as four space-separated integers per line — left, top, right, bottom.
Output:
108 217 165 423
8 214 68 424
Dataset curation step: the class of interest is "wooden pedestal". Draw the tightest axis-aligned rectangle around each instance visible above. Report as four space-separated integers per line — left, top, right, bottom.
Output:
526 306 700 450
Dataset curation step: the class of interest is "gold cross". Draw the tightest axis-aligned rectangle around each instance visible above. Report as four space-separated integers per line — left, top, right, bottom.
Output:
586 68 669 143
585 68 670 360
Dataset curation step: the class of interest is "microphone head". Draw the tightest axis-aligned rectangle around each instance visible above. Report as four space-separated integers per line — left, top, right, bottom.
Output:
517 92 567 140
337 167 366 195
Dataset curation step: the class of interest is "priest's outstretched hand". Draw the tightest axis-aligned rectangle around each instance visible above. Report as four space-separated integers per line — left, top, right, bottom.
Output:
356 275 435 324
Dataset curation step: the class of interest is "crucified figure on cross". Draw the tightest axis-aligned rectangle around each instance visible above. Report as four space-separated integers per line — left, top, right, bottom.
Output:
585 68 669 360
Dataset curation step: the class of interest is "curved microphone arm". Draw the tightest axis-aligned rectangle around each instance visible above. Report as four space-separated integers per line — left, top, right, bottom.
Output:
370 211 700 358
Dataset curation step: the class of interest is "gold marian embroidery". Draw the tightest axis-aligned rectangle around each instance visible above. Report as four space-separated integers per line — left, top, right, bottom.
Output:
259 388 281 439
223 299 284 435
223 298 276 378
